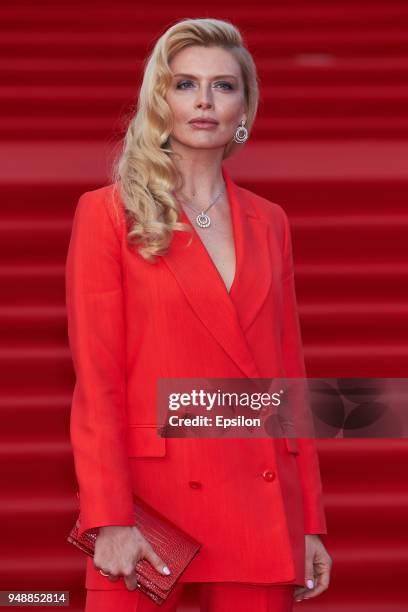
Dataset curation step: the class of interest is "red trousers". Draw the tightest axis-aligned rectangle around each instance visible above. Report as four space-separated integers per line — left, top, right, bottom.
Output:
85 582 295 611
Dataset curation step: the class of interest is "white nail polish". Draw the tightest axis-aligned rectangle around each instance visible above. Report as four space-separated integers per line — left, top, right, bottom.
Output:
163 566 171 575
306 579 314 589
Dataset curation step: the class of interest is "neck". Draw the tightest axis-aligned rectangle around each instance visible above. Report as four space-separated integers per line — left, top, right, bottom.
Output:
171 144 225 202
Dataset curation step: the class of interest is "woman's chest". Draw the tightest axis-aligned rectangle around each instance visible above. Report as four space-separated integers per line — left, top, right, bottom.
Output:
183 207 237 294
120 218 286 379
120 222 282 329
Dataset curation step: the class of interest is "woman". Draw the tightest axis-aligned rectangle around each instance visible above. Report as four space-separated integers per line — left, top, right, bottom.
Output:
65 17 332 612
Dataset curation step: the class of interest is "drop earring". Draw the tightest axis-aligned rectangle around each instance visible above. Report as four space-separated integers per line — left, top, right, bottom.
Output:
234 119 248 143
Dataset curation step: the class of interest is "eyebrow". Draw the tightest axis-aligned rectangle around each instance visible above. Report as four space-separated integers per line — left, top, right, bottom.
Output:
173 73 239 80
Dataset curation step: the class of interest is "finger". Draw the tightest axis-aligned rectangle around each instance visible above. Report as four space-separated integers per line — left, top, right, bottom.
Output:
107 574 119 582
293 577 315 602
304 561 315 590
97 567 117 581
124 572 140 592
294 587 308 602
144 545 171 576
293 586 306 597
303 570 331 599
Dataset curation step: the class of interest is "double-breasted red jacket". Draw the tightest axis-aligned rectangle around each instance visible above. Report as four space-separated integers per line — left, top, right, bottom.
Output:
65 165 327 591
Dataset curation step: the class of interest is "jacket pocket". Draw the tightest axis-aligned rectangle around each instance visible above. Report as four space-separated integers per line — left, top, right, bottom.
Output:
126 425 167 457
285 437 300 455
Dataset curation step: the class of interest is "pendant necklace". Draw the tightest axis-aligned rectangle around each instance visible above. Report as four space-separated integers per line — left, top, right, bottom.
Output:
174 182 226 229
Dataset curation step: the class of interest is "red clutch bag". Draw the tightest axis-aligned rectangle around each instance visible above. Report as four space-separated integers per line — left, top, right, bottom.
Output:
67 493 202 605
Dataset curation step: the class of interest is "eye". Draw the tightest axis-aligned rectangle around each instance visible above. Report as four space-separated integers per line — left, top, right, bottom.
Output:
176 80 194 89
175 80 234 90
215 82 234 90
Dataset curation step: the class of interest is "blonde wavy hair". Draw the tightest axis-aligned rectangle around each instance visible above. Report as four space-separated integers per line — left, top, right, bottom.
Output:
110 17 260 262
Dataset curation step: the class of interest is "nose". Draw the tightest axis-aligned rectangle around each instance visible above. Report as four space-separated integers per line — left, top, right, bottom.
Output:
195 85 213 110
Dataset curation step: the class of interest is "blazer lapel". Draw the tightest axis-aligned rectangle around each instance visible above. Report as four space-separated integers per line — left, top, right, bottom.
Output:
229 176 272 333
162 166 271 379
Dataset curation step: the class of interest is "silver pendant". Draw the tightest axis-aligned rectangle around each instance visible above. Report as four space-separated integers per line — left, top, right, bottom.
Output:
196 212 211 228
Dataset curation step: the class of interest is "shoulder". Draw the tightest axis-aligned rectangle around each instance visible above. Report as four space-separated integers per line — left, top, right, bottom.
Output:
236 183 290 232
75 183 118 212
74 183 125 235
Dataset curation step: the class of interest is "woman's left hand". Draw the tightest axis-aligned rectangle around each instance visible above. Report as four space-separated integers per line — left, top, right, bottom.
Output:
293 534 332 603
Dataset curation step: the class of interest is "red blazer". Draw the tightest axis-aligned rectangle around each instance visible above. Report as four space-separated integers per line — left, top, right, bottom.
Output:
65 165 327 590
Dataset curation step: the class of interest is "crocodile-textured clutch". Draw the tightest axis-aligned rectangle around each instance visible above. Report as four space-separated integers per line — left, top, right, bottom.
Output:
67 493 202 605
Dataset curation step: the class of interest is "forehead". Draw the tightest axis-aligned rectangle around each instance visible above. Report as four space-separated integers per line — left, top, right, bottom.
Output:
170 45 241 77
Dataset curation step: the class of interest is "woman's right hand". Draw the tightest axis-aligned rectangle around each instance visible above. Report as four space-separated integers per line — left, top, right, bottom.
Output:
93 525 171 591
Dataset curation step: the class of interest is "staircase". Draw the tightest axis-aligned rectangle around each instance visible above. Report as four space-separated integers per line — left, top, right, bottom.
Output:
1 2 407 610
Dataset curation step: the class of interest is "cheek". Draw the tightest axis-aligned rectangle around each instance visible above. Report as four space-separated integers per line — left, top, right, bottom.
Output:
217 99 244 124
166 93 188 121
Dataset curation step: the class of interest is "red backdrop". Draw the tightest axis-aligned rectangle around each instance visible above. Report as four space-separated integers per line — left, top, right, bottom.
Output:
1 1 408 610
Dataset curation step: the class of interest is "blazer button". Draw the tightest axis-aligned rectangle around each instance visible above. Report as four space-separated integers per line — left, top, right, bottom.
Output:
189 480 202 489
262 469 276 482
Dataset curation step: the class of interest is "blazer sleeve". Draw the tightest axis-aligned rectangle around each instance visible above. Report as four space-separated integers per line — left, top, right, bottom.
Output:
280 209 328 535
65 189 135 539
